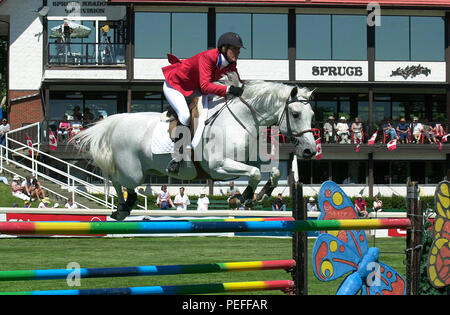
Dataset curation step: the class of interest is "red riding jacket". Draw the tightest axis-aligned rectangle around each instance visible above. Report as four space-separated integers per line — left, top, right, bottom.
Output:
162 48 240 98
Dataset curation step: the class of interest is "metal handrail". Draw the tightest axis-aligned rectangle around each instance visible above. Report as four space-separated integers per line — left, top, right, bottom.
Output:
2 124 147 210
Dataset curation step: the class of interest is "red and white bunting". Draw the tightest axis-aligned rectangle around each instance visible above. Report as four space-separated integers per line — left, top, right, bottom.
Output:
49 131 57 151
387 138 397 151
26 135 33 156
315 138 322 160
355 137 361 152
367 131 378 145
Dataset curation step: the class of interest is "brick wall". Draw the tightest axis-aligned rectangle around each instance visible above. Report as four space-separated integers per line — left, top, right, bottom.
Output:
8 90 43 130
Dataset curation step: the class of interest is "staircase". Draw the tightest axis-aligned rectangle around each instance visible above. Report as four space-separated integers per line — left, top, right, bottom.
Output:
1 122 147 210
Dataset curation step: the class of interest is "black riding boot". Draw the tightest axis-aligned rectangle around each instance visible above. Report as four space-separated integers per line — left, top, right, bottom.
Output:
167 123 186 174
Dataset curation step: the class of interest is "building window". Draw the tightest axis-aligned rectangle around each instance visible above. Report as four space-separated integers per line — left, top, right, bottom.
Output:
375 16 445 61
135 12 207 59
217 13 287 59
131 92 164 112
296 14 366 60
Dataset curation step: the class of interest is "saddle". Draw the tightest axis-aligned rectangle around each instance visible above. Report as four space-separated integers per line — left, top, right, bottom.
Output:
165 97 212 180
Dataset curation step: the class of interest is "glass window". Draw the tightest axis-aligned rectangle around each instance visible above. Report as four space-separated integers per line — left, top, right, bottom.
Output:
49 94 83 121
135 12 170 58
348 161 367 184
374 161 390 184
85 95 118 120
332 161 349 184
298 161 312 184
312 161 329 184
375 16 409 60
357 95 369 122
131 92 163 113
427 161 445 184
391 161 408 184
410 16 445 61
332 15 367 60
297 14 331 60
216 13 251 59
172 13 207 59
410 161 425 184
431 94 446 122
315 94 338 122
373 95 391 125
253 14 287 59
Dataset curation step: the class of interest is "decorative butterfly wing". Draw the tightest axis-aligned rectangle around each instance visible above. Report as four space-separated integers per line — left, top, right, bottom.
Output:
427 180 450 288
361 261 407 295
312 232 361 282
317 180 369 256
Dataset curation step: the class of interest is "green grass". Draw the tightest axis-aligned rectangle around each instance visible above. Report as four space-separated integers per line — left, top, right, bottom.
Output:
0 236 406 295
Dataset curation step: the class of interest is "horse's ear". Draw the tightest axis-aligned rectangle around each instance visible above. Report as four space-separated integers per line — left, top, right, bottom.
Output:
306 88 316 100
290 87 298 99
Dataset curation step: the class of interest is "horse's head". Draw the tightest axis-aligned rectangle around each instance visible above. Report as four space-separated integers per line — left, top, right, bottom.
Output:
278 86 317 159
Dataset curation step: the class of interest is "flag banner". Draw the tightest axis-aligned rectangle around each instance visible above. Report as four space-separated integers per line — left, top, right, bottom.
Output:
49 131 57 151
438 140 442 152
355 137 361 152
441 134 450 142
315 138 322 160
387 138 397 151
368 131 378 145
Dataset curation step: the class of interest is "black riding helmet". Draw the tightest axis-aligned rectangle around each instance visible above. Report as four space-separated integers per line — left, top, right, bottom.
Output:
217 32 245 51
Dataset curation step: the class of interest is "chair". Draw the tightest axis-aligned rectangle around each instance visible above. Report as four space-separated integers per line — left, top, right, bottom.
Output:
311 128 321 140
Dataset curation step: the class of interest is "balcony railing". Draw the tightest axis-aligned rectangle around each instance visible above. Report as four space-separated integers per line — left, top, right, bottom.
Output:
48 42 125 66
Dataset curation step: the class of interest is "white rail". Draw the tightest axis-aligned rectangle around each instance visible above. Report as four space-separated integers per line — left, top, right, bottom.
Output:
2 124 147 210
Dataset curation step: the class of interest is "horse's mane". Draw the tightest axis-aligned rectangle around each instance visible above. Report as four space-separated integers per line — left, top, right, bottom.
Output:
216 72 312 109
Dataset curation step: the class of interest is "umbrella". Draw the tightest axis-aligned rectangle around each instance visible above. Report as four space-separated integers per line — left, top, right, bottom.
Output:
50 20 91 39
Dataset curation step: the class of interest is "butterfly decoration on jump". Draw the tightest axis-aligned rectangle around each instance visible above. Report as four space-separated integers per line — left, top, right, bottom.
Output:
427 180 450 288
311 180 406 295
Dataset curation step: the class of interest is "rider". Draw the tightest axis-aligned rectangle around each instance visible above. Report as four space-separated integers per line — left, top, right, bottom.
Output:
162 32 245 174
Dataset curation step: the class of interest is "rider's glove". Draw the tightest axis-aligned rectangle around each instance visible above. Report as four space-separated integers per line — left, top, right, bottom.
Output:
228 86 244 97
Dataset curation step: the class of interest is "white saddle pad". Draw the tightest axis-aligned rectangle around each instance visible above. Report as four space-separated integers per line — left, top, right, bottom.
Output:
151 120 174 155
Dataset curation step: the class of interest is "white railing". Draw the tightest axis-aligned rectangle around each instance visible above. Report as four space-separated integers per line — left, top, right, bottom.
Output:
2 124 147 210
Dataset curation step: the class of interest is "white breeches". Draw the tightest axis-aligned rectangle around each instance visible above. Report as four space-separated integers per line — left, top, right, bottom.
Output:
163 81 190 126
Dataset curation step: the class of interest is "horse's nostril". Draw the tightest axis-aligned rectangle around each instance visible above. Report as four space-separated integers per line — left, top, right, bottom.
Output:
303 149 311 156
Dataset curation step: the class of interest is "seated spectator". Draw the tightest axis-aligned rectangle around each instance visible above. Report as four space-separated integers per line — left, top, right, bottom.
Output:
396 118 410 144
174 187 190 211
11 176 29 201
351 117 363 144
354 194 368 218
423 121 437 144
38 197 52 208
24 200 32 208
157 185 174 209
226 181 238 206
336 117 350 144
0 118 10 146
411 117 423 144
323 116 337 143
197 189 210 211
0 175 8 185
272 193 286 211
307 197 318 212
433 123 445 140
70 120 83 136
31 178 45 201
229 190 244 210
373 195 383 212
58 115 71 141
64 197 78 209
383 120 397 142
21 176 35 200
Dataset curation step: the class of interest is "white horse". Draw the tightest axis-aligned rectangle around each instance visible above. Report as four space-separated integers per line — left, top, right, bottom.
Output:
74 73 316 220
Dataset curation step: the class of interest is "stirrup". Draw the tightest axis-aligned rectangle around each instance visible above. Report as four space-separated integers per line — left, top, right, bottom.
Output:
166 159 180 174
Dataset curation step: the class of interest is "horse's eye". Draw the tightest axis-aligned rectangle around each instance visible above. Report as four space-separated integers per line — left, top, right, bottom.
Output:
292 113 299 119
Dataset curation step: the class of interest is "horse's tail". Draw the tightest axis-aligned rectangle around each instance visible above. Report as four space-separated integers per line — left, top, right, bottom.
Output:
72 115 125 177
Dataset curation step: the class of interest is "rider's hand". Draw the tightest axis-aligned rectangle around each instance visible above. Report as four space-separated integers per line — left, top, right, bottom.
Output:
228 86 244 97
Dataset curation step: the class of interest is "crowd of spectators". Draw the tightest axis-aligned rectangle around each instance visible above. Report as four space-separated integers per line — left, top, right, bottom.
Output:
54 107 104 144
320 116 446 145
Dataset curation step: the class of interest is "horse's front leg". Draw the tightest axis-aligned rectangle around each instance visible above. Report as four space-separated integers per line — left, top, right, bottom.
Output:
211 158 262 206
255 167 281 203
111 182 131 221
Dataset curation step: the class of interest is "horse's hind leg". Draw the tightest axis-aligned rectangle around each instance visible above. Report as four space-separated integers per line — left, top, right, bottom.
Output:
110 181 132 221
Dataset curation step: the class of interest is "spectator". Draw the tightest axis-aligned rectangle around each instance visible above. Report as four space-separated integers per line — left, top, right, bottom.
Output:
31 178 46 201
396 118 410 144
0 118 10 147
383 119 397 142
354 194 368 218
373 195 383 212
174 187 190 211
336 117 350 144
226 181 238 206
157 185 174 209
229 190 244 210
272 193 286 211
12 202 18 208
38 197 52 208
70 120 83 136
411 117 423 144
58 115 71 141
351 117 363 144
433 123 445 141
21 176 34 200
84 108 94 124
197 188 210 211
73 106 83 121
64 197 78 209
0 175 8 185
11 175 29 201
24 200 32 208
323 116 337 143
422 121 437 144
307 197 318 212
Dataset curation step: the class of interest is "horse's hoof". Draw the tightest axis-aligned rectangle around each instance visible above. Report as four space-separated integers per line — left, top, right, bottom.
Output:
111 209 130 221
256 193 268 203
